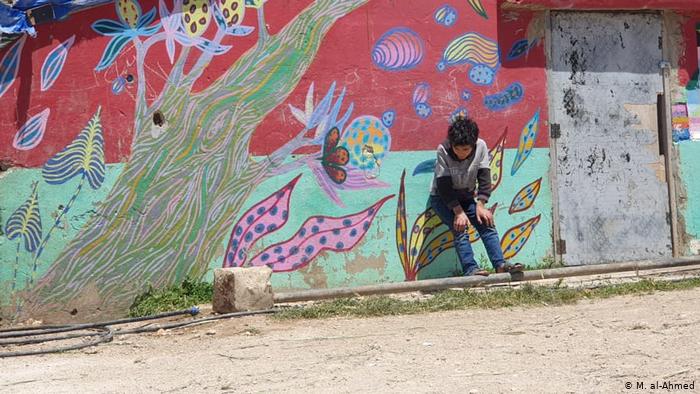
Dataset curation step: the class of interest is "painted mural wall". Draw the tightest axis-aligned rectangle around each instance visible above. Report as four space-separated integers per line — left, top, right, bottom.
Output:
674 13 700 252
0 0 552 321
6 0 698 322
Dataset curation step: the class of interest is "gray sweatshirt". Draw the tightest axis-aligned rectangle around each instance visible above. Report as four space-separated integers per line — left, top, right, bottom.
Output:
430 139 493 210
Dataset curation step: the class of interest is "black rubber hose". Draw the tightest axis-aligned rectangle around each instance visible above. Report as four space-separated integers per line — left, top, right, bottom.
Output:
0 307 200 339
0 308 278 358
115 308 278 335
0 329 106 346
0 327 113 358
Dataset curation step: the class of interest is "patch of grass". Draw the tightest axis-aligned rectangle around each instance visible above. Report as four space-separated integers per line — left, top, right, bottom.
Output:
273 278 700 320
129 277 213 317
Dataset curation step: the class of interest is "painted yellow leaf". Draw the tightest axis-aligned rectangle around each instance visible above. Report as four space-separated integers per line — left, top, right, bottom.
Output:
508 178 542 214
500 215 541 260
489 127 507 193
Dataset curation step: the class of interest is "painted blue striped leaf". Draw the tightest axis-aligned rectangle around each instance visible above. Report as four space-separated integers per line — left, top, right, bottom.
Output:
40 35 75 92
91 19 127 36
136 8 157 29
412 159 436 176
195 39 231 56
95 35 132 71
0 35 26 98
42 106 105 189
137 23 161 37
12 108 50 150
5 183 43 253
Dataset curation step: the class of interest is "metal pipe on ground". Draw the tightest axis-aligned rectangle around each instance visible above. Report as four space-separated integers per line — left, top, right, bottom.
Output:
273 257 700 303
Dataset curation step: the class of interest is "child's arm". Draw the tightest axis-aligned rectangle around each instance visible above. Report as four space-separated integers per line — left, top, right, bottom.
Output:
434 146 462 213
476 143 492 204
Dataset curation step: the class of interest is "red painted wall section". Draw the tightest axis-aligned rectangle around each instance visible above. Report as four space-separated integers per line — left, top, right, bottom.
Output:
0 0 548 168
1 1 699 168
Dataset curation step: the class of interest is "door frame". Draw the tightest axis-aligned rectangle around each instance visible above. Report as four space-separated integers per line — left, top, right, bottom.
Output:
543 9 681 265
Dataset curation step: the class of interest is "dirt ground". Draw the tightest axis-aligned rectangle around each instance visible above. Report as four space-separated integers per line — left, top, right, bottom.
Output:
1 286 699 394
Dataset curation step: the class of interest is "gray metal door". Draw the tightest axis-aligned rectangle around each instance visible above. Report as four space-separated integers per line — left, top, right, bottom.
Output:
549 12 672 265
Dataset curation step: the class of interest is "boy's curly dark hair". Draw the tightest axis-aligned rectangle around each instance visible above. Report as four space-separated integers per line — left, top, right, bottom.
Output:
448 116 479 147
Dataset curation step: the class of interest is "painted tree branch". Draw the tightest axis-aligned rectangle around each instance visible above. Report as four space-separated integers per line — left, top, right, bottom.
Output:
22 0 370 322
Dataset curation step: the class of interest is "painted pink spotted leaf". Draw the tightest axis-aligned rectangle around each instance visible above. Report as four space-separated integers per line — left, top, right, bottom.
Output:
223 175 301 268
249 194 395 272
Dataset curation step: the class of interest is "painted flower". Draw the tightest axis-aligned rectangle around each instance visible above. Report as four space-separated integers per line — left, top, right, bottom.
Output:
91 1 161 70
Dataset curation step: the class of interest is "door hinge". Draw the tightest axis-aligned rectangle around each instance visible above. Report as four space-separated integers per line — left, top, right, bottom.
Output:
550 123 561 139
557 239 567 255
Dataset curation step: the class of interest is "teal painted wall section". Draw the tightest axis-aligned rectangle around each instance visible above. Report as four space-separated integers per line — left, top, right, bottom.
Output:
209 149 552 290
1 149 552 297
679 144 700 244
0 165 124 304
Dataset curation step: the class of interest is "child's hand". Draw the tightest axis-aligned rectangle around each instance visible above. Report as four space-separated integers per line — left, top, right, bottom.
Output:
476 203 494 228
453 212 469 233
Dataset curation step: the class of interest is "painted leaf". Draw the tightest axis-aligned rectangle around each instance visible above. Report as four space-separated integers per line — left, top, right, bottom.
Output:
407 208 442 268
42 106 105 189
244 0 264 8
415 229 452 271
223 175 301 268
92 19 127 36
5 183 42 253
511 110 540 176
412 159 436 176
414 226 481 271
506 39 530 61
195 39 232 56
222 25 254 37
414 204 497 271
249 195 394 272
95 35 132 71
489 127 507 192
308 81 335 130
467 0 488 19
395 170 409 273
501 215 541 260
0 35 25 99
41 35 75 91
136 8 157 29
305 82 315 122
288 104 307 126
509 178 542 214
12 108 50 150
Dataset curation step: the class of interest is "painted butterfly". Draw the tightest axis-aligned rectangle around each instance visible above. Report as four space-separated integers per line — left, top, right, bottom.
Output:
318 127 349 184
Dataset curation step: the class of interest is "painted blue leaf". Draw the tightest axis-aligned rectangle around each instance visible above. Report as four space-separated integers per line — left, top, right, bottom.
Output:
212 2 227 30
92 19 127 36
40 35 75 92
43 107 105 189
137 8 157 29
95 35 132 71
137 23 161 37
13 108 50 150
225 25 255 36
506 39 531 61
308 81 336 129
195 39 232 55
0 35 25 98
112 76 126 94
5 183 42 253
412 159 436 176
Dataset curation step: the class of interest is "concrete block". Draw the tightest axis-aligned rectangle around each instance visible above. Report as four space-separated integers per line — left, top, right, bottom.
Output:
212 267 273 313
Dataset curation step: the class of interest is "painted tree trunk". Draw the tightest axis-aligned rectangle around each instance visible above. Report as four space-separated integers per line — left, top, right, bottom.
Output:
21 0 369 322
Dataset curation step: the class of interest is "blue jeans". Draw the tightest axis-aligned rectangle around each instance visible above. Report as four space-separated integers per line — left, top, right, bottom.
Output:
429 195 506 275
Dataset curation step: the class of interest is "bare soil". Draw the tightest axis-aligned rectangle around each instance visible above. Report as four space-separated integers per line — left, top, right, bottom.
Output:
1 288 699 393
